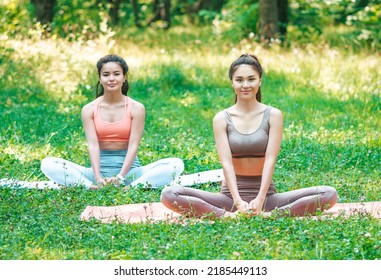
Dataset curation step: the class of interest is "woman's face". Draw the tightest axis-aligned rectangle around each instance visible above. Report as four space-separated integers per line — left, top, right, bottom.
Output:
231 64 261 101
99 62 125 93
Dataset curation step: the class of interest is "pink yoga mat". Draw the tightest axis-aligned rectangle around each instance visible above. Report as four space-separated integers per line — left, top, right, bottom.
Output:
80 201 381 224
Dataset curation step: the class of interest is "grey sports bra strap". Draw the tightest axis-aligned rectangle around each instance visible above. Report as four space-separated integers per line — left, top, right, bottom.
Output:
224 110 233 124
263 106 271 123
225 106 271 127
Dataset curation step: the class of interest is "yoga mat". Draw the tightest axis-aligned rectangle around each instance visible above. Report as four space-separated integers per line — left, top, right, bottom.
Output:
170 169 224 186
0 179 61 189
80 201 381 224
0 169 225 189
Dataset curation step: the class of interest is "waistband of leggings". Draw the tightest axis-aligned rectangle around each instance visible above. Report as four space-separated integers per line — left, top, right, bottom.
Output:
100 149 127 156
235 175 262 179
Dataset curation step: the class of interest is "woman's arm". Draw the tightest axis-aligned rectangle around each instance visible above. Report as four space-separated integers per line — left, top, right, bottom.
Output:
213 112 249 212
249 108 283 213
118 100 145 177
81 102 104 184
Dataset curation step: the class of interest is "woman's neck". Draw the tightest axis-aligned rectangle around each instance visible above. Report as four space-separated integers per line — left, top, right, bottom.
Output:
235 98 261 112
101 92 125 104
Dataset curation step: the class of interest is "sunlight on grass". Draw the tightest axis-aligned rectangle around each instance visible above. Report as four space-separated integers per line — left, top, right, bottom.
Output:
284 124 380 146
2 36 112 99
2 140 90 168
4 144 51 163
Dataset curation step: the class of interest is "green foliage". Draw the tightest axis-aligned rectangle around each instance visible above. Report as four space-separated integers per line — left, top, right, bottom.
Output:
212 0 381 50
212 0 259 42
1 0 380 50
288 0 381 50
287 0 329 44
0 0 34 37
51 0 109 40
344 1 381 49
0 23 380 260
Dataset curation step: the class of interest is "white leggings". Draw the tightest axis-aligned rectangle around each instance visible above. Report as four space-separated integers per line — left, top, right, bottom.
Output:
40 152 184 189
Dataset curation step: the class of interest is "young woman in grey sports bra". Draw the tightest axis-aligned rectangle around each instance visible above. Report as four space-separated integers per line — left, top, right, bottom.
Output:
161 54 338 218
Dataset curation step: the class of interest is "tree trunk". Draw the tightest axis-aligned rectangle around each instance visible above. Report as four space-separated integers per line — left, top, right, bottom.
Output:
147 0 171 29
200 0 226 11
148 0 161 24
258 0 279 42
107 0 122 25
163 0 171 28
184 0 226 14
277 0 288 38
31 0 56 24
131 0 142 28
356 0 369 9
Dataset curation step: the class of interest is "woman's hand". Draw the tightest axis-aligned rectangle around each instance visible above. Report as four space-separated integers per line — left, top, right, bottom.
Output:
248 197 265 216
105 176 124 187
89 175 125 189
89 178 107 190
234 199 250 213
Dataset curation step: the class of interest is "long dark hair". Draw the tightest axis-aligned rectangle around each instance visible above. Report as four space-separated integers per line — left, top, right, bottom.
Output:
228 54 262 103
95 54 129 98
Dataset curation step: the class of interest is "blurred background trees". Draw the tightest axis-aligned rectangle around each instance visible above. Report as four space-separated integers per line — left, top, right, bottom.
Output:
1 0 380 49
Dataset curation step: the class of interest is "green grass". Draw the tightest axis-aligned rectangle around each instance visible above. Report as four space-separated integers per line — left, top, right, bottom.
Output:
0 26 380 260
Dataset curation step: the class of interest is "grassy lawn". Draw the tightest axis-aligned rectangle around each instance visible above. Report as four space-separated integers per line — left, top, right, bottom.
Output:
0 26 380 260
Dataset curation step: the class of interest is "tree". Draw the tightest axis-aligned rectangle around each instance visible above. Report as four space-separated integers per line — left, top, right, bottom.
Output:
147 0 171 29
31 0 56 24
131 0 142 28
277 0 288 38
177 0 226 17
107 0 122 25
258 0 279 42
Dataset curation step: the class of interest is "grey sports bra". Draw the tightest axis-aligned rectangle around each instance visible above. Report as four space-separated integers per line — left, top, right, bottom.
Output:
225 106 271 158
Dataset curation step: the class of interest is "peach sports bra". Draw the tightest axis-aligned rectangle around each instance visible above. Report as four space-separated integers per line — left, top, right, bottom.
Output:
225 106 271 158
93 96 132 142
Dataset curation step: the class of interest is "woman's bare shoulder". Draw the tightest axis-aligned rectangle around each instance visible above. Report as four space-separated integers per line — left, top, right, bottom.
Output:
81 99 97 116
213 109 230 129
128 97 145 118
129 98 145 110
213 107 231 121
269 106 282 118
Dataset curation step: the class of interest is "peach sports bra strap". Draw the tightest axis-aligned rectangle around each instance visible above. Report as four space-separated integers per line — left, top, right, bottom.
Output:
126 96 132 118
93 97 100 117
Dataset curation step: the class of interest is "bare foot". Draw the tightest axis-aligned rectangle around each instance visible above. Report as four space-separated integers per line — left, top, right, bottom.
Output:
89 184 103 190
222 211 239 218
122 185 130 191
259 211 272 218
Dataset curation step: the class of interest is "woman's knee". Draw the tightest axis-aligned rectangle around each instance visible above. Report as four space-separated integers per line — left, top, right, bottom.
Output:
161 185 180 198
321 186 338 206
169 158 184 173
40 157 58 173
160 186 178 207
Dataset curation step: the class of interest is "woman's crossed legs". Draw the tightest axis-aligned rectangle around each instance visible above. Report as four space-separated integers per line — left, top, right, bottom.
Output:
40 157 184 189
161 185 338 218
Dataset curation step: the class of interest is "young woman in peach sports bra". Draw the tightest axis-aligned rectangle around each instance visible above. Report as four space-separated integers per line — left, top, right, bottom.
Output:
40 55 184 189
161 54 338 217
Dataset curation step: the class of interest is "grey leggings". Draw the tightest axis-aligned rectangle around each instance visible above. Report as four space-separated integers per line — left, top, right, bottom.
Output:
161 184 338 217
